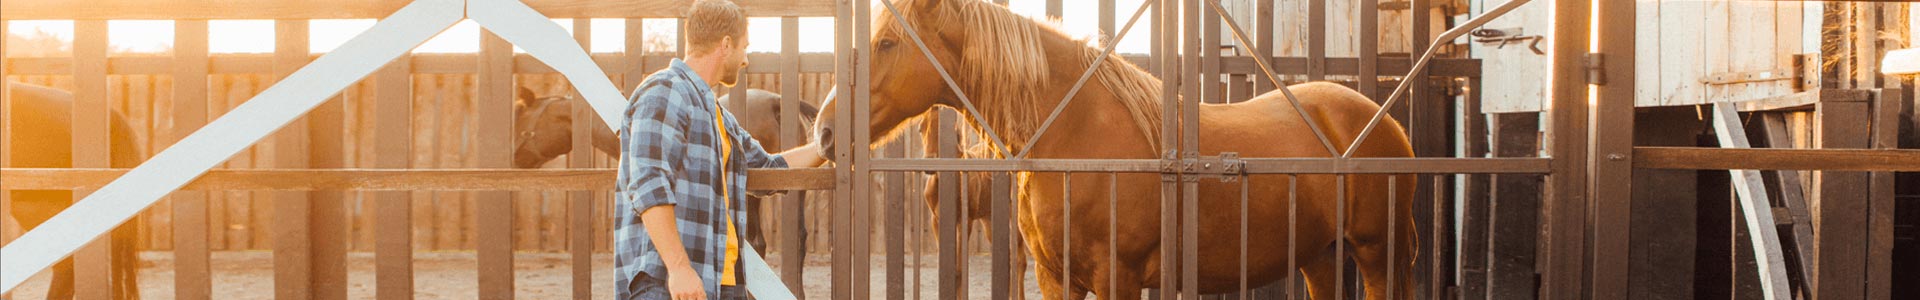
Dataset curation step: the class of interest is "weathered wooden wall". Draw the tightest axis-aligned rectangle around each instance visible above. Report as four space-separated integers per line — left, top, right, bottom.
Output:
1475 0 1824 113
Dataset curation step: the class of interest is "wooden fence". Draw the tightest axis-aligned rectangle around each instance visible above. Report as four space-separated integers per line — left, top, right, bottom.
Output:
3 71 836 254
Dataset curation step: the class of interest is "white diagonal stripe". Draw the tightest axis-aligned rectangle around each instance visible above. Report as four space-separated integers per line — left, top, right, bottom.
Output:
0 0 464 292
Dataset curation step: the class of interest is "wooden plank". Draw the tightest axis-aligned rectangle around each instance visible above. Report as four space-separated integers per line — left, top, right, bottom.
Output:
1358 0 1378 99
170 19 215 300
0 0 835 20
567 17 594 300
1814 100 1869 300
1759 113 1816 298
777 16 808 294
1627 107 1699 300
373 54 414 300
1632 146 1920 171
1710 103 1792 300
1866 88 1899 300
1307 0 1326 80
476 29 517 300
1489 112 1536 300
1658 0 1705 107
307 29 351 300
71 19 115 300
271 20 314 300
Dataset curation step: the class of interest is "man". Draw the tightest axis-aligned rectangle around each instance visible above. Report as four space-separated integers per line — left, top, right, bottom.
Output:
616 1 824 299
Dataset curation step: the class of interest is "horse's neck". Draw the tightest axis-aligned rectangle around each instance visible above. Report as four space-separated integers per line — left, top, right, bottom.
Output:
961 43 1165 156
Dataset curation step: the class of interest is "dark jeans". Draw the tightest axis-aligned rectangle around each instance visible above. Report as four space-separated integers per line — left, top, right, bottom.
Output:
628 274 752 300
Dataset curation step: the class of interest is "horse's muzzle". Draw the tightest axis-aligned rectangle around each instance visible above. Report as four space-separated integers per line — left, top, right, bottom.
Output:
815 126 836 161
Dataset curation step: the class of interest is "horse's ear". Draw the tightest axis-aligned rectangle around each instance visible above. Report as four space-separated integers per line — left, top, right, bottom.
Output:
911 0 944 13
516 87 538 104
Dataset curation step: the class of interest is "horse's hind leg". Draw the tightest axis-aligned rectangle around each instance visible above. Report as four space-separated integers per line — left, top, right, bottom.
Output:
1299 252 1342 300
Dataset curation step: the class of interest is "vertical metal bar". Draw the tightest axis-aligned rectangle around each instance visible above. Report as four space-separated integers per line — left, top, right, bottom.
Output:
1544 0 1593 296
1109 173 1119 299
1307 0 1326 81
568 18 594 300
779 16 808 296
1590 0 1637 299
171 19 214 300
854 0 877 297
991 173 1013 300
937 113 962 300
373 51 415 300
269 19 312 300
477 28 517 300
1239 174 1249 299
1063 172 1074 300
1387 176 1397 300
831 0 856 297
1335 175 1346 300
889 155 908 300
1287 175 1299 300
1157 0 1181 298
1180 0 1203 298
1048 0 1064 18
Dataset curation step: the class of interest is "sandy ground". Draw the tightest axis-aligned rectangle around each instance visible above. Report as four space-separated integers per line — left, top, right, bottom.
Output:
8 251 1042 300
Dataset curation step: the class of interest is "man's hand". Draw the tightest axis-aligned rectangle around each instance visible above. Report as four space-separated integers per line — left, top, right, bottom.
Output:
778 143 828 167
668 266 706 300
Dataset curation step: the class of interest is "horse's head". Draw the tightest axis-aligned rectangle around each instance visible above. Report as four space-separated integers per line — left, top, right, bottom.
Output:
815 0 992 159
512 87 577 168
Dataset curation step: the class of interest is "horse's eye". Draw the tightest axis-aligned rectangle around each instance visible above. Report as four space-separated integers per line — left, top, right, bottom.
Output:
878 40 897 51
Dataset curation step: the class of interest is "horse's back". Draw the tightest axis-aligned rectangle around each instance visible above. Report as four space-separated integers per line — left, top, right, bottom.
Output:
1204 81 1412 159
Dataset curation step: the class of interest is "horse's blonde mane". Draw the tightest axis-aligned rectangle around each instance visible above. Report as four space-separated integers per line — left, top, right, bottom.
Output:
892 0 1165 154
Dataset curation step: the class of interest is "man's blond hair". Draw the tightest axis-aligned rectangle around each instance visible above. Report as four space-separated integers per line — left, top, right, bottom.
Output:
686 0 748 56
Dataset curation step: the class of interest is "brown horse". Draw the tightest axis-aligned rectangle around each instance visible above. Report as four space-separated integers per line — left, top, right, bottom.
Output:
513 87 817 168
5 82 145 300
812 0 1419 299
512 87 817 249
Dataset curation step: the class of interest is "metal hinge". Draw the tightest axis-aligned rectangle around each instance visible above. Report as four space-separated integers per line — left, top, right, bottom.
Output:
1584 53 1606 85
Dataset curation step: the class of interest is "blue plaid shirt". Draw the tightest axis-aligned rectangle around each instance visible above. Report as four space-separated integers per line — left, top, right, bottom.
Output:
616 59 789 299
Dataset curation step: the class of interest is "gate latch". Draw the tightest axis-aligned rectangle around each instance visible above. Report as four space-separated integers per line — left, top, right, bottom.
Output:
1179 152 1246 182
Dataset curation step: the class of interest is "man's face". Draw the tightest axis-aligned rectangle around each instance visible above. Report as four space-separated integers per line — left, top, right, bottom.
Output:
718 32 750 87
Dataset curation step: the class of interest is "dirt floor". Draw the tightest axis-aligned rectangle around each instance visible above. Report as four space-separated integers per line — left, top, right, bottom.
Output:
8 251 1042 299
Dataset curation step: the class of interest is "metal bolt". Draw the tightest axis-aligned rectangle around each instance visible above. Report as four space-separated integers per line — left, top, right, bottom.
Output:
1606 153 1625 161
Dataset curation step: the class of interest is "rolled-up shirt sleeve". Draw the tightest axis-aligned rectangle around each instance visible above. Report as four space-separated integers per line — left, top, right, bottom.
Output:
722 110 790 170
620 88 686 216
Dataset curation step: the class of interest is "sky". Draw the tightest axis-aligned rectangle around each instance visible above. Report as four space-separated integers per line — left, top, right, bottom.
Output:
4 0 1154 55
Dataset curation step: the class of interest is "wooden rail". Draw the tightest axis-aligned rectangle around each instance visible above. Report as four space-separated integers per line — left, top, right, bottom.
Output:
0 0 836 20
0 168 835 191
1633 147 1920 171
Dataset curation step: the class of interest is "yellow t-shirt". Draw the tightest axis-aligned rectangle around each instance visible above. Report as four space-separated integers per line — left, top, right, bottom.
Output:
715 97 741 286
